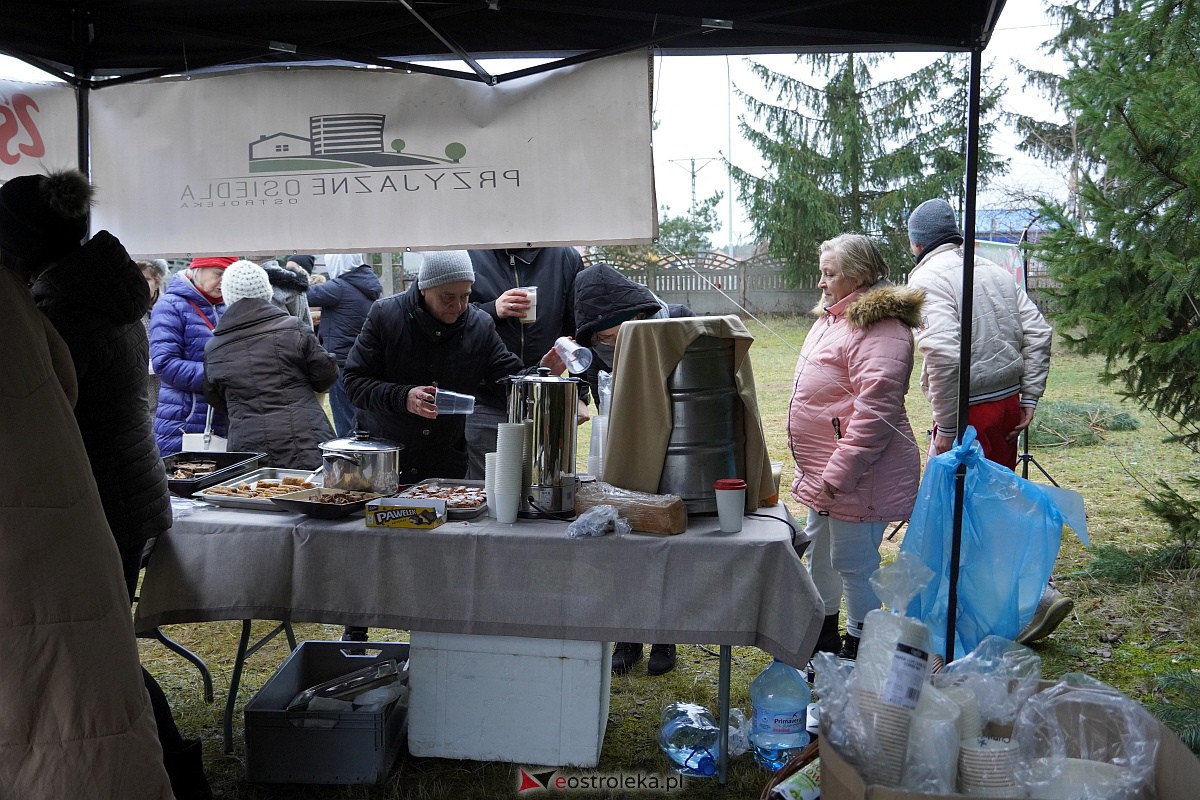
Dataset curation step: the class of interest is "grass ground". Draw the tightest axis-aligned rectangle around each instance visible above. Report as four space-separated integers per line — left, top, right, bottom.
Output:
140 314 1200 798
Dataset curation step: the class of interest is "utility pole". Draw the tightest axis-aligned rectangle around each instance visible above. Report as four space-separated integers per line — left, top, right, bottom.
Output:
670 156 721 214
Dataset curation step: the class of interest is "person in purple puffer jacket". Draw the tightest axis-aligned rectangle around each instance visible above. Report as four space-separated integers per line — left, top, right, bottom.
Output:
150 255 235 455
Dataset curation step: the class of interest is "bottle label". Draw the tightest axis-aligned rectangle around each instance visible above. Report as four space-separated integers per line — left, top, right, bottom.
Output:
881 642 928 710
752 707 806 734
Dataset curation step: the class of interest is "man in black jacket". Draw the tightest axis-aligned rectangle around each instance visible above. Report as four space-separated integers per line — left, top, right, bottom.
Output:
465 247 590 478
344 250 525 483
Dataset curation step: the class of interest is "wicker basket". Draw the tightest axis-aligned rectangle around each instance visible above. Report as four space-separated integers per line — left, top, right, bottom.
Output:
758 739 820 799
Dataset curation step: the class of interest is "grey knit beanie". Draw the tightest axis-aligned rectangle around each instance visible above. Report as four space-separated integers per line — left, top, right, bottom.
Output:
907 199 961 248
418 250 474 289
221 260 274 306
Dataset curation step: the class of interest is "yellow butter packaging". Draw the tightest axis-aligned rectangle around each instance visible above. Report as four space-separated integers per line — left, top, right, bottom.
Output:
365 498 447 529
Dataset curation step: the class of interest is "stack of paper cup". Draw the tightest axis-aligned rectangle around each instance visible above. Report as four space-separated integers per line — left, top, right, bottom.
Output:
588 414 608 479
483 452 498 519
957 736 1022 797
494 422 526 524
850 687 913 787
940 685 983 741
852 611 933 700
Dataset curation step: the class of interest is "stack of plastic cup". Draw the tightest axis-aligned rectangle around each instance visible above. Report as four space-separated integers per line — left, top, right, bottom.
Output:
493 422 526 524
434 389 475 415
588 414 608 479
904 684 961 793
957 736 1022 797
483 452 498 519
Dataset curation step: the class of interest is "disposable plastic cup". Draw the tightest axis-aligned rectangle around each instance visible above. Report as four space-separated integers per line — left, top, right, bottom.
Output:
434 389 475 415
712 477 747 533
518 286 537 324
554 336 593 374
767 460 784 504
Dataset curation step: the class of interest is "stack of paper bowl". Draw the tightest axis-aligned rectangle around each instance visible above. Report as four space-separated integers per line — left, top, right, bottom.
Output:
493 422 526 523
850 688 912 787
958 736 1023 797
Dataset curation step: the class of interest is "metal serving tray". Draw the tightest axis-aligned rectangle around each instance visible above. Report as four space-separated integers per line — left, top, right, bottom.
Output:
165 451 265 498
193 468 323 511
396 478 487 520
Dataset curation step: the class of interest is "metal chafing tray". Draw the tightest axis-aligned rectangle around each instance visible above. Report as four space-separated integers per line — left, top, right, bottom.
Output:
193 468 323 511
396 478 487 520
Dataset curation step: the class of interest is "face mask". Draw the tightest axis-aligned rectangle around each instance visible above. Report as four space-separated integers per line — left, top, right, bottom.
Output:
592 343 615 368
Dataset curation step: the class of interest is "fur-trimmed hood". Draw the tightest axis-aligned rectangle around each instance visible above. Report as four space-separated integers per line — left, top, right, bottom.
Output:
838 283 924 330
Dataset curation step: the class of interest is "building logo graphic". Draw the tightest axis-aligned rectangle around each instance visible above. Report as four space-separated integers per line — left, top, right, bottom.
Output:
248 112 467 173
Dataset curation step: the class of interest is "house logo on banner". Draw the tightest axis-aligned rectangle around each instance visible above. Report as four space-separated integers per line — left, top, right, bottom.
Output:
248 113 467 173
178 110 520 209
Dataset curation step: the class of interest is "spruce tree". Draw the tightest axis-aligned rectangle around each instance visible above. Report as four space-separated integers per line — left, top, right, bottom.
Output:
1033 0 1200 449
730 53 1005 282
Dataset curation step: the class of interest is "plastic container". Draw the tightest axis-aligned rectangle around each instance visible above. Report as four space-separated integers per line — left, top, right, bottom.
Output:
244 641 409 784
659 703 721 777
750 659 812 771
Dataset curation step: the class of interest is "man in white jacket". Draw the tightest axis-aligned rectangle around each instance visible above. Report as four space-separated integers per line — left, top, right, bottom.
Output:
905 198 1068 644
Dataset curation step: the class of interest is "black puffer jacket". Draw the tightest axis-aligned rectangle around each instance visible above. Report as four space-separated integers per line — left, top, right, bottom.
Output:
203 298 338 469
573 263 694 405
32 231 171 557
306 265 383 365
344 281 523 481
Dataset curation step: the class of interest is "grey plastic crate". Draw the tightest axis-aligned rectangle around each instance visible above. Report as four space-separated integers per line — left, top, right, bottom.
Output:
244 641 409 784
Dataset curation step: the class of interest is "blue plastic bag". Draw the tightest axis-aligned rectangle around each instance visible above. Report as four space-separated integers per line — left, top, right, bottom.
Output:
901 427 1088 659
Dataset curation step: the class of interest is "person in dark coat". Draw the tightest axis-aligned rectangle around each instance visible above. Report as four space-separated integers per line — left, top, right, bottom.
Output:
464 247 590 478
571 261 695 678
307 253 383 436
204 261 338 470
150 255 235 455
259 255 314 329
137 259 170 413
17 169 211 799
344 250 525 483
573 261 695 410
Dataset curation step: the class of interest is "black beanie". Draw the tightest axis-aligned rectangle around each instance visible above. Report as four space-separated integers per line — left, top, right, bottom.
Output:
287 254 316 273
0 170 93 263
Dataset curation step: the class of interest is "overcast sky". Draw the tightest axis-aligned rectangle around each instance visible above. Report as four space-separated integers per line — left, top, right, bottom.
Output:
1 0 1065 249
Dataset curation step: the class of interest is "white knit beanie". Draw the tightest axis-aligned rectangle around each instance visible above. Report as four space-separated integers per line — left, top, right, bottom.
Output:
221 260 273 306
418 250 474 290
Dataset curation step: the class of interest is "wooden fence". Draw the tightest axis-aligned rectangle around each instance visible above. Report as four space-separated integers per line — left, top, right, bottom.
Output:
581 251 820 316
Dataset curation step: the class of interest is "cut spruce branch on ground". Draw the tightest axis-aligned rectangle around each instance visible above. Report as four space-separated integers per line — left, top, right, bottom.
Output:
137 316 1200 799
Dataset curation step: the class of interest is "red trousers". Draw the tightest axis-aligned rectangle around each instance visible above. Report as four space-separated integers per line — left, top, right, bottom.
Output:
935 394 1022 470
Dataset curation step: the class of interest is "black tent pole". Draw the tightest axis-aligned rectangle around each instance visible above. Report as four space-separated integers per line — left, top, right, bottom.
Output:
945 45 983 665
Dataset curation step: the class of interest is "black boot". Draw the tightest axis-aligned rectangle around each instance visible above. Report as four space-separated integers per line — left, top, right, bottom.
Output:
163 738 213 800
812 613 842 658
838 632 860 661
647 644 677 676
611 642 644 674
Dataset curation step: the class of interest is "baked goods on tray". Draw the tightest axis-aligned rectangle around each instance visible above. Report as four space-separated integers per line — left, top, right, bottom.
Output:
203 477 317 498
400 481 486 509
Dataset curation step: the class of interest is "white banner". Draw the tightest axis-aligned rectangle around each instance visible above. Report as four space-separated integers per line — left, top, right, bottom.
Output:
90 54 656 257
0 80 78 182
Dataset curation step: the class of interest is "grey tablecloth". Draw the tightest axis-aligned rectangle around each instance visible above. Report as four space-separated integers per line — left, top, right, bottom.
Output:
136 503 823 667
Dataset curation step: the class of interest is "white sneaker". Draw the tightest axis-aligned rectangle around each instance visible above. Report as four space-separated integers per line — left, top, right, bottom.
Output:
1017 585 1074 644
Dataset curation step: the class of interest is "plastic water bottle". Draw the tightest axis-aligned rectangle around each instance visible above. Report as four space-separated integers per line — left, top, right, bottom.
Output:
749 659 812 771
658 703 720 777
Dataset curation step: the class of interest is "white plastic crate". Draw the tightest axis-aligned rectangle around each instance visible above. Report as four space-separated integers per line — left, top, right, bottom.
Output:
407 632 612 767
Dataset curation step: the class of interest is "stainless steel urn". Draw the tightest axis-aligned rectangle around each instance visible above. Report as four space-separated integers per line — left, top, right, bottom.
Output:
657 335 740 514
507 369 579 516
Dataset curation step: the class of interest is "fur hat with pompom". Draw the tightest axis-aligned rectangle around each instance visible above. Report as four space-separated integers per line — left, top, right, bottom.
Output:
0 169 94 263
221 260 274 306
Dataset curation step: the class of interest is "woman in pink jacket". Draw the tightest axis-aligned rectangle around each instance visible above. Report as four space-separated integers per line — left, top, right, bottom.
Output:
788 234 924 661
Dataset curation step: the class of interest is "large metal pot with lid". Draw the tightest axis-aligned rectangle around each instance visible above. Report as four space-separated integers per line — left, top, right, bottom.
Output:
318 431 404 495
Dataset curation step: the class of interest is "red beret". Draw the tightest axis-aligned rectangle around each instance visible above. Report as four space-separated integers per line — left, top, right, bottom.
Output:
189 256 238 270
